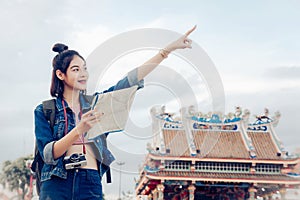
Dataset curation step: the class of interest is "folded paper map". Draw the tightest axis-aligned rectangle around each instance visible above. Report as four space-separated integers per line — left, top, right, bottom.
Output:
87 85 138 139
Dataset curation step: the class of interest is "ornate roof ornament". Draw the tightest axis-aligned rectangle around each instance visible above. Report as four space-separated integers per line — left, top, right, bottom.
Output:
235 106 242 118
272 111 281 127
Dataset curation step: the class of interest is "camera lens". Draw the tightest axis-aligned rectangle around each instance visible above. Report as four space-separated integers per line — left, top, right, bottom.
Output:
70 153 80 162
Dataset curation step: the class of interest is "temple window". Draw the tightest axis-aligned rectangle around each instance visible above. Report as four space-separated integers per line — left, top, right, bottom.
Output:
165 161 191 171
255 164 281 174
195 162 251 173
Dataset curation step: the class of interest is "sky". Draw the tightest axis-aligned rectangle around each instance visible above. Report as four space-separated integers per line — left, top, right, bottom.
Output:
0 0 300 198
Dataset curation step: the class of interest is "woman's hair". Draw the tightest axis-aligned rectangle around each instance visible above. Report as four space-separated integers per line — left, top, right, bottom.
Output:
50 43 85 97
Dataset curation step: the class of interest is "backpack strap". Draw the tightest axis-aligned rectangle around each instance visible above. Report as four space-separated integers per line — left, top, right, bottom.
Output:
42 99 56 129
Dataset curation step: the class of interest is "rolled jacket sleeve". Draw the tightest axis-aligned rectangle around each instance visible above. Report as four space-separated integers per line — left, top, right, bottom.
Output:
43 141 58 165
100 68 144 94
127 68 144 89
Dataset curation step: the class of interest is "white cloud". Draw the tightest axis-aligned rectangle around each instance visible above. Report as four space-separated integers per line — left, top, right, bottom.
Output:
264 66 300 80
222 73 300 95
68 25 115 57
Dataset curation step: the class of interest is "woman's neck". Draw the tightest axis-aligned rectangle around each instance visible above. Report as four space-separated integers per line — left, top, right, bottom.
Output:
63 88 80 107
63 88 81 123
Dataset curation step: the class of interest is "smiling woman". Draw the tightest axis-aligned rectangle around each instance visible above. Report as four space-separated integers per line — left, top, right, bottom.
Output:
33 26 196 200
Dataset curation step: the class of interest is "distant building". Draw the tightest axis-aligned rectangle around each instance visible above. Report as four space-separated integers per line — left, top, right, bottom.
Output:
135 106 300 200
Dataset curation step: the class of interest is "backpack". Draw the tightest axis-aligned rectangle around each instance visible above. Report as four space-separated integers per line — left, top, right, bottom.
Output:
31 95 112 195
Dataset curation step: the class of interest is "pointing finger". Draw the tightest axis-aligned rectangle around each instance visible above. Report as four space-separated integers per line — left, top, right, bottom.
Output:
185 25 197 37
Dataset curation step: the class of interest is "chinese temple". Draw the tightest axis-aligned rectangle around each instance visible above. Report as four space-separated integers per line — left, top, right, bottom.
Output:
135 106 300 200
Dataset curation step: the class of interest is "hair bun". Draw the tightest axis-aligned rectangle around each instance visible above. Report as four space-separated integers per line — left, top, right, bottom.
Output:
52 43 68 53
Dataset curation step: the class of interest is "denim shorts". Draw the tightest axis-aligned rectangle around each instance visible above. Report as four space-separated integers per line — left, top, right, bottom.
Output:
39 168 102 200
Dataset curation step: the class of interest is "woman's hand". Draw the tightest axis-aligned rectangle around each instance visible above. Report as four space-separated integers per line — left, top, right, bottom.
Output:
76 110 103 134
136 26 197 81
165 25 197 52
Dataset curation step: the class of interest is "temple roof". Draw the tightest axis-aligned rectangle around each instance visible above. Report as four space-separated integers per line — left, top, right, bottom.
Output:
158 129 290 161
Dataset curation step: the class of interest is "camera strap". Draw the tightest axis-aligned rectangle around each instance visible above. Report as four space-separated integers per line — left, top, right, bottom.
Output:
62 100 86 154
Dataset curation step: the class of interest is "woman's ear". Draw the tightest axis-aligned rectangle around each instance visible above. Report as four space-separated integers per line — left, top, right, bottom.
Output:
56 70 65 81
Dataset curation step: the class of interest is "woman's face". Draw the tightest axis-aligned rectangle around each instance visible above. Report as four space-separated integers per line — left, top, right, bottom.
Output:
63 55 89 92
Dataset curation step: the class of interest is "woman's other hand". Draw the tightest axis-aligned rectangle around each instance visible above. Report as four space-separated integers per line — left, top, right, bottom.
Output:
165 25 197 52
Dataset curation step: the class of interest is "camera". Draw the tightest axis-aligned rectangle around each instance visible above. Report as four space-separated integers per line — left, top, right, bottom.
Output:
64 153 87 170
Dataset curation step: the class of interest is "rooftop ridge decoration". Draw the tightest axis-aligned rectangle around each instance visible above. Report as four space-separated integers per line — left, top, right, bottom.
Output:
150 105 281 131
192 108 239 132
248 108 281 129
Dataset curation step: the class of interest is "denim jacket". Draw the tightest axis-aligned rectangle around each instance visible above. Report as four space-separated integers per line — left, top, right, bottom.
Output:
34 69 144 182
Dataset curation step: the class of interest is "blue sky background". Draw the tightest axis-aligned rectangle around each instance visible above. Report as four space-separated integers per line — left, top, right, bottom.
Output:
0 0 300 198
